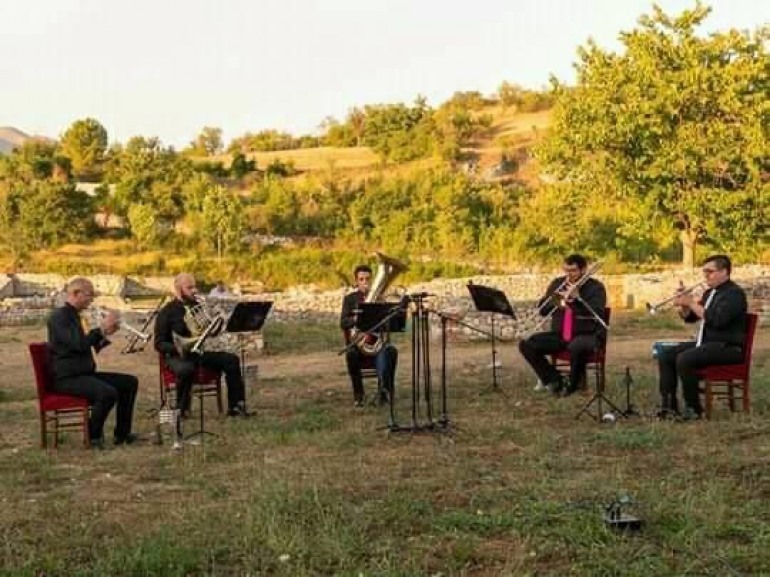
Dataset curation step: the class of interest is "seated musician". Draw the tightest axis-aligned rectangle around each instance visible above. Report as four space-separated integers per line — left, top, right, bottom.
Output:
657 255 747 421
340 264 398 408
154 273 249 418
47 277 139 449
518 254 607 397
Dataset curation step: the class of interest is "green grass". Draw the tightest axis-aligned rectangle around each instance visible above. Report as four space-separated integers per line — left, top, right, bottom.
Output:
0 319 768 576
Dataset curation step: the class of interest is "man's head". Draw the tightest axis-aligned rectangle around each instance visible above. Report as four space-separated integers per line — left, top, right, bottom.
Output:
65 277 95 311
563 254 588 284
701 255 731 288
354 264 373 294
174 273 198 301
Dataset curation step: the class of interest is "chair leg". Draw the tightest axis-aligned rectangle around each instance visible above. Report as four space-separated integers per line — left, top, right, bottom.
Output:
704 382 713 420
83 408 91 449
40 413 47 449
742 380 751 414
728 383 736 412
53 413 59 448
216 381 223 415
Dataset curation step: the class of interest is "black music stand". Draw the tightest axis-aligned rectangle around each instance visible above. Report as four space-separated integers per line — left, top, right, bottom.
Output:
467 283 516 393
358 302 407 428
225 301 273 407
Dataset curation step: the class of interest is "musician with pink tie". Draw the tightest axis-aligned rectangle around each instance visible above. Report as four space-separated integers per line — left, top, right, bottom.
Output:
518 254 607 396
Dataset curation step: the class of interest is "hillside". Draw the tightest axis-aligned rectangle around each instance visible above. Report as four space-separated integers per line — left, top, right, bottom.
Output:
210 107 552 185
0 126 53 154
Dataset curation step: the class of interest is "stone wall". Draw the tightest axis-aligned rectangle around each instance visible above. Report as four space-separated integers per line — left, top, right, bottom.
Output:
2 267 769 329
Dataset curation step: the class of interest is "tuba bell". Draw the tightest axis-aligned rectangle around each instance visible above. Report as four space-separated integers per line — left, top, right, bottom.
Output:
350 252 408 356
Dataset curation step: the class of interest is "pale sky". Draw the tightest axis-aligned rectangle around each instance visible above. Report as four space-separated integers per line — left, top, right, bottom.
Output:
1 0 766 148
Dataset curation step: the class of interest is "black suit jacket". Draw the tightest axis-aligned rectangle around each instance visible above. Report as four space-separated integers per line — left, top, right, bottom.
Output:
538 276 607 336
684 280 747 348
340 290 366 340
154 299 193 357
47 303 110 380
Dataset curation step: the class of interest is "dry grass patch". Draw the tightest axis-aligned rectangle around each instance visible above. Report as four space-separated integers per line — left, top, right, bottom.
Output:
1 317 768 575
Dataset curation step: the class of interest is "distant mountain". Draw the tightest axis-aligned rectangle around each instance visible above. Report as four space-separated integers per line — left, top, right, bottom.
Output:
0 126 53 154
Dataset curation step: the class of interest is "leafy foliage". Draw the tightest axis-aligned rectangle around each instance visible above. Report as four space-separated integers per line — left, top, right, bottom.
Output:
59 118 108 179
537 2 769 265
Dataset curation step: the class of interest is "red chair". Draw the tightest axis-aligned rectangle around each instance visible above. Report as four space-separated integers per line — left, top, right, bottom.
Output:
158 354 223 415
697 313 758 420
342 330 380 383
550 308 611 393
28 342 90 449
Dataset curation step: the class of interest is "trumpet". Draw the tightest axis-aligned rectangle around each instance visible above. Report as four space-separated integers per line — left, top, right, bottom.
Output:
89 307 151 342
645 282 706 315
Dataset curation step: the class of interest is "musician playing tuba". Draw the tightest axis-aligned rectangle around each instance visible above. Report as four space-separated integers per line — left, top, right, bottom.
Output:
518 254 608 397
340 260 401 408
154 273 250 419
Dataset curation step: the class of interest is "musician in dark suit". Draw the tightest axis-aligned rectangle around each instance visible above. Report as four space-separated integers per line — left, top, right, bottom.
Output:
154 273 248 418
340 264 398 407
518 254 607 397
657 255 747 420
47 277 139 449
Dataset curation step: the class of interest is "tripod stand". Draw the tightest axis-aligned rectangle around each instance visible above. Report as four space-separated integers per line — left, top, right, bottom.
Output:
621 366 640 418
575 362 624 422
388 294 438 434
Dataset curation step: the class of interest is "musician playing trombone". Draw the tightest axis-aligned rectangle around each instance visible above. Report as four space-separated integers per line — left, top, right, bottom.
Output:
340 264 399 408
518 254 607 397
656 255 747 420
47 277 139 449
154 273 249 418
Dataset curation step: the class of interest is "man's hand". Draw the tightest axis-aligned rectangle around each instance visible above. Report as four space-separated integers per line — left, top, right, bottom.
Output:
100 310 120 336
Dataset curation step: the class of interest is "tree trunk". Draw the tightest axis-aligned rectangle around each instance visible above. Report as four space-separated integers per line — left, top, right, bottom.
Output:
680 228 698 269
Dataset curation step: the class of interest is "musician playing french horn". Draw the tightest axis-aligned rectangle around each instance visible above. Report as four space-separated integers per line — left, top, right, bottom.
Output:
518 254 607 397
154 273 249 418
340 263 399 408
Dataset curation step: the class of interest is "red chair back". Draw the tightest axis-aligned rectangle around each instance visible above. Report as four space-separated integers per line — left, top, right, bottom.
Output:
29 342 53 400
699 313 758 381
158 354 222 414
28 342 90 449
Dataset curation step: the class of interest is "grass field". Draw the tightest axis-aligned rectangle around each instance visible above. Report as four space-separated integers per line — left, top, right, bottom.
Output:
1 310 768 576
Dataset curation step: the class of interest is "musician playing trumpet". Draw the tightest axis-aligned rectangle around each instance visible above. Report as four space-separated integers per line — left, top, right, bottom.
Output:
47 277 139 449
154 273 249 418
518 254 607 397
656 255 747 420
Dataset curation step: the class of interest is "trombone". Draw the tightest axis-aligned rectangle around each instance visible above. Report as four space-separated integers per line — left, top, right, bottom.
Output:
645 282 706 315
514 261 606 339
121 296 167 354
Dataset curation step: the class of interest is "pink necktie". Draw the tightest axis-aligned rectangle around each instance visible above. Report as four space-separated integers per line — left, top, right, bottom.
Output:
561 307 574 342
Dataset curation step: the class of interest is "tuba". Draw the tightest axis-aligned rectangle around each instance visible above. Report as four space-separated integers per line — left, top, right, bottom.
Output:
349 252 408 356
172 296 226 357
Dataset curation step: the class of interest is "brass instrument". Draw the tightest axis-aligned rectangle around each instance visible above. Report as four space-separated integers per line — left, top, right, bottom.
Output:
172 295 226 357
88 307 151 343
645 282 706 315
514 261 605 339
349 252 408 356
121 296 166 354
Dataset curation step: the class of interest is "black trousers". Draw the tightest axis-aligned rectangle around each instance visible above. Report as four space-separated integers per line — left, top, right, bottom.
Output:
657 341 743 414
53 372 138 441
518 331 599 389
165 351 245 412
345 344 398 401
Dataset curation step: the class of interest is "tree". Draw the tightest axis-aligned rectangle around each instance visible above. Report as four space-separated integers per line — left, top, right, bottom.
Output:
60 118 108 179
200 185 245 258
188 126 224 156
538 3 769 266
127 203 158 249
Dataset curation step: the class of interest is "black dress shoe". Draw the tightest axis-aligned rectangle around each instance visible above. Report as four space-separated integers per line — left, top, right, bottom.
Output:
678 407 702 422
90 437 106 450
114 433 139 446
561 384 579 397
227 403 253 417
549 376 566 396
